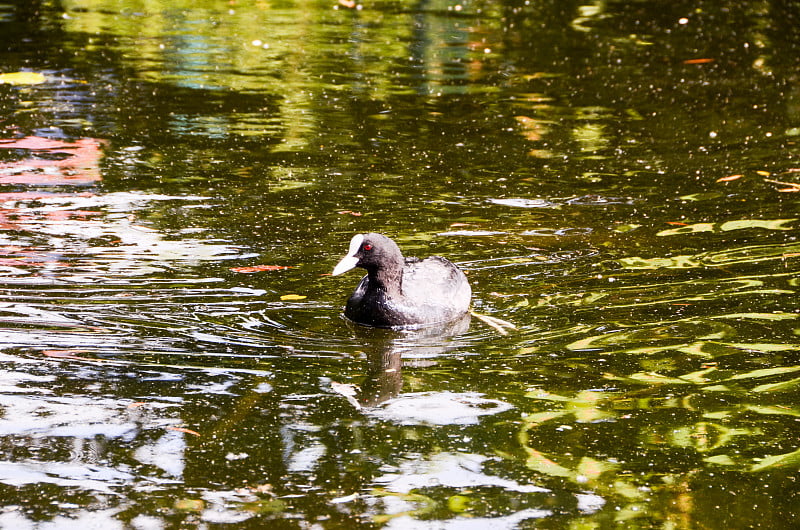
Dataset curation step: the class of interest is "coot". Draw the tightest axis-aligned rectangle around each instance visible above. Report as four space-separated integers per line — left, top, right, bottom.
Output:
332 233 471 328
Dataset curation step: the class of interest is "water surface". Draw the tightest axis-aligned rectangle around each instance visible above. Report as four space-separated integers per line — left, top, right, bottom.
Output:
0 0 799 527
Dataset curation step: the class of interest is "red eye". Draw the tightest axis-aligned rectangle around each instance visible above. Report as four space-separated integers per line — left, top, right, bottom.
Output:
363 244 372 251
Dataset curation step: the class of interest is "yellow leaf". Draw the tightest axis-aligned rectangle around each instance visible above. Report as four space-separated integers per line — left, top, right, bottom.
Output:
280 294 306 300
0 71 46 85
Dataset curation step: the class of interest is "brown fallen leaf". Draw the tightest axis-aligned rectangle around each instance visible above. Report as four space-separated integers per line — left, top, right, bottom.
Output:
716 174 743 182
168 426 201 437
683 58 714 64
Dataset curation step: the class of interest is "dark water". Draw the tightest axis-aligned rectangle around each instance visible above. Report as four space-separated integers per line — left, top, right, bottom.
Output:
0 0 799 527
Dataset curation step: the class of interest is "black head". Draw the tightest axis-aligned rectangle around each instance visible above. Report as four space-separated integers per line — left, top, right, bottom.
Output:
331 233 403 276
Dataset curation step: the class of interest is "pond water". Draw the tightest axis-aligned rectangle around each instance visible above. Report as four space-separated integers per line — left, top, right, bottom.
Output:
0 0 799 527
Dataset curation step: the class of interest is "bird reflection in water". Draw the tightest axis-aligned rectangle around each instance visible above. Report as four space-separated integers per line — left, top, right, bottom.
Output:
337 313 472 408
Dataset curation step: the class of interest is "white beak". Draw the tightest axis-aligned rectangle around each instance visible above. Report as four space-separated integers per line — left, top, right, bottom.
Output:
332 255 359 276
331 234 364 276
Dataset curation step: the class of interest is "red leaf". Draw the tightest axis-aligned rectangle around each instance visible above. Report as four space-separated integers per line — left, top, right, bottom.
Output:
168 426 201 437
230 265 292 273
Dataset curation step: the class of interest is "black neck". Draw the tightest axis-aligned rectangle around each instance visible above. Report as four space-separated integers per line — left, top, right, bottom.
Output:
367 264 403 296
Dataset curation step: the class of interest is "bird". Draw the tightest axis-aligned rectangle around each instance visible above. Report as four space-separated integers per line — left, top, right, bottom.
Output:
331 233 471 328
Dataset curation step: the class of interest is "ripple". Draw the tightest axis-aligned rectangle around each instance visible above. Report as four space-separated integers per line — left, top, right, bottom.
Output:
369 391 514 425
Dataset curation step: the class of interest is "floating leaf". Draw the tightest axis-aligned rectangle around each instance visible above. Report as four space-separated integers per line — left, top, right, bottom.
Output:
168 426 201 436
337 210 362 216
280 294 307 301
0 71 46 85
755 170 771 177
230 265 292 273
716 174 743 182
683 58 714 64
